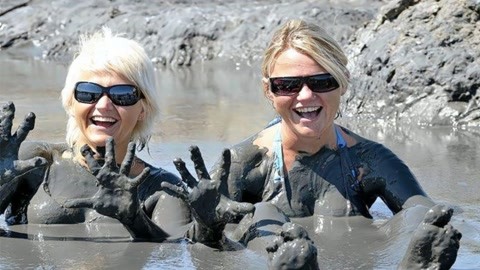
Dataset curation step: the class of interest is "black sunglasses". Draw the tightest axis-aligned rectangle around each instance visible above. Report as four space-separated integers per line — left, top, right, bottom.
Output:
74 81 142 106
269 73 339 96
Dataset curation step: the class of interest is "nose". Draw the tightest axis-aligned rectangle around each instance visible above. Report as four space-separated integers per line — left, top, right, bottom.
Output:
95 93 114 109
296 83 315 100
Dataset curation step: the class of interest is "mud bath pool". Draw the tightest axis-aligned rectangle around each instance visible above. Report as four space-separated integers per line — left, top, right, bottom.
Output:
0 54 479 269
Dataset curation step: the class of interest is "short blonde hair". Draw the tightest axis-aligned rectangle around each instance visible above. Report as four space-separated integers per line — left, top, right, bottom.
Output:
262 19 350 90
61 27 159 152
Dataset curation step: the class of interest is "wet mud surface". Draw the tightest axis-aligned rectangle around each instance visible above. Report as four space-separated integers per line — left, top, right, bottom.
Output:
0 55 479 269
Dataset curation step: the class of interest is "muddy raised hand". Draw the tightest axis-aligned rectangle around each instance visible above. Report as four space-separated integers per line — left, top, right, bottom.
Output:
0 101 47 187
399 204 462 270
63 138 148 222
63 138 169 240
64 139 150 224
163 146 254 247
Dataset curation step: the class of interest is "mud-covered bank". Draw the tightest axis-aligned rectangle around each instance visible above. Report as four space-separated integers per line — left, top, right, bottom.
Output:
345 0 480 127
1 0 479 127
0 0 384 64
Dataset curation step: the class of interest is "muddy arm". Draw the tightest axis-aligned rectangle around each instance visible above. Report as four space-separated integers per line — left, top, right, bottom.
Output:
360 143 435 213
359 143 461 269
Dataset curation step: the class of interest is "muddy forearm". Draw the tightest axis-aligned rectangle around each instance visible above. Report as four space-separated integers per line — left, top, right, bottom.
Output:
361 143 431 213
122 207 170 241
186 220 225 247
0 168 45 221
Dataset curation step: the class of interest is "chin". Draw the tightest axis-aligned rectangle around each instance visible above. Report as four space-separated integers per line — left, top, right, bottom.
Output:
296 129 320 138
89 135 112 147
297 125 325 138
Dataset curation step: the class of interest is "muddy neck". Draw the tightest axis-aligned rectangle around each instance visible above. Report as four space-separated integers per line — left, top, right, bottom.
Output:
279 122 338 155
279 123 338 171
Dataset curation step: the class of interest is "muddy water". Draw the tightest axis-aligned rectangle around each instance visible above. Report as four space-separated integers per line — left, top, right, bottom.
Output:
0 53 479 269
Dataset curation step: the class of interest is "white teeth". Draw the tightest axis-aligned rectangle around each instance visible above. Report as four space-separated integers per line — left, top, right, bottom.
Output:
295 107 320 113
91 116 116 122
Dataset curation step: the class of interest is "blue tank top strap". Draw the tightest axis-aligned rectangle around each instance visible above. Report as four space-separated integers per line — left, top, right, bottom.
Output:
266 116 282 128
335 125 347 148
336 125 363 193
272 124 284 183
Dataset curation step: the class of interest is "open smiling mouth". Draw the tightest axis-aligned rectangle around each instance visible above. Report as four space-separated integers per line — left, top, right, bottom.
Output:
90 116 117 128
294 107 323 119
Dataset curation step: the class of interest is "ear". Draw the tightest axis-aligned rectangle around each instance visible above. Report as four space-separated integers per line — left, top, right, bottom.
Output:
262 78 274 102
138 107 145 121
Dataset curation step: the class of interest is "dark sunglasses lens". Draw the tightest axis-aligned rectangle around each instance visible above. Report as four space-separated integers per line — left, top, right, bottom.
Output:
75 83 102 103
270 78 303 96
109 86 140 106
307 75 339 93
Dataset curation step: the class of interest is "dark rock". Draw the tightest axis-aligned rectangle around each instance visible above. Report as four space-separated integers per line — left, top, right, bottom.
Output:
345 0 480 127
0 0 383 64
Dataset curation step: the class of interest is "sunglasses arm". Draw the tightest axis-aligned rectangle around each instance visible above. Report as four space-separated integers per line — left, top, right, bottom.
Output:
261 77 272 96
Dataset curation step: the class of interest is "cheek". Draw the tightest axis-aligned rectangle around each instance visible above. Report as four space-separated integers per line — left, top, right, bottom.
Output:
73 103 91 124
119 107 143 125
328 96 341 108
125 114 140 125
324 91 342 108
272 97 292 111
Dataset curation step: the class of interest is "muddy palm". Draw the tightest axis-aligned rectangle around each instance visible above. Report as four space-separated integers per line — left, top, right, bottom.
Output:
162 146 254 249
